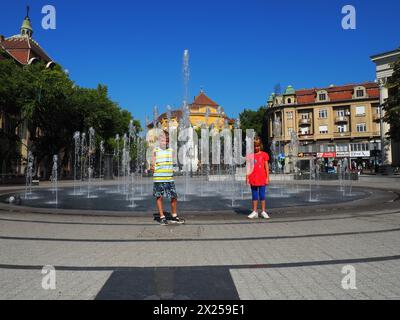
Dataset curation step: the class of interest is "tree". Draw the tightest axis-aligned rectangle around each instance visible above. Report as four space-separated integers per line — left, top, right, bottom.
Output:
239 106 268 151
0 56 35 173
0 57 141 178
383 55 400 141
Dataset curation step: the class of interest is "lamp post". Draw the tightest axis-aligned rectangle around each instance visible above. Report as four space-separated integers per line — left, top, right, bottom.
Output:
378 78 387 168
374 138 378 173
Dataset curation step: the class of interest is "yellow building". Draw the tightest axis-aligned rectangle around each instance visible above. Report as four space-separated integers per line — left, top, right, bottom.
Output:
151 90 234 130
266 82 381 172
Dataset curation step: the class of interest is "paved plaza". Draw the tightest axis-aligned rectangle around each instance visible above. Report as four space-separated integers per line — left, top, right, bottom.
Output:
1 176 400 300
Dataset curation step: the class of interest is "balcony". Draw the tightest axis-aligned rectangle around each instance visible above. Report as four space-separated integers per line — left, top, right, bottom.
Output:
299 118 312 126
373 114 381 121
334 132 351 138
298 132 314 139
335 116 349 123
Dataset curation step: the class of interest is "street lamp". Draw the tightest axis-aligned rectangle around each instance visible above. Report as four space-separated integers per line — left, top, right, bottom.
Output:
377 78 387 167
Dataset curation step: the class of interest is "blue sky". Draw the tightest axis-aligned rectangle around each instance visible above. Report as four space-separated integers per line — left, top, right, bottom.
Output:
2 0 399 127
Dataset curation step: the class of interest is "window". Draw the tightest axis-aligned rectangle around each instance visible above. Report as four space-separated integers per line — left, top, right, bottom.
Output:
337 125 347 133
287 111 293 120
301 113 309 119
288 98 292 104
320 145 335 152
288 128 294 135
337 145 349 152
319 109 328 118
319 93 327 101
356 106 365 116
356 123 367 132
356 89 364 98
351 143 369 151
337 110 345 117
300 127 310 135
300 144 316 153
319 126 328 134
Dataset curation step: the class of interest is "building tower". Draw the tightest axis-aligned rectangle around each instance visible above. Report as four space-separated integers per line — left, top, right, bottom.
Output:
20 6 33 38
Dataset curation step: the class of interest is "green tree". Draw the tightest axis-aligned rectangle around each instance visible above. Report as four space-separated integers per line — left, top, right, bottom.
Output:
0 56 141 178
239 106 268 149
383 55 400 141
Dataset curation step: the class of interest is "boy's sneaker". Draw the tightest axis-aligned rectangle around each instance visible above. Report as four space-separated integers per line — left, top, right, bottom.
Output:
248 211 259 219
159 217 169 226
261 211 270 219
170 216 185 224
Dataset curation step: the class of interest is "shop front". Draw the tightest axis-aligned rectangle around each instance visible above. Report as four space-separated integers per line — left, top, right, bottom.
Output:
317 152 337 173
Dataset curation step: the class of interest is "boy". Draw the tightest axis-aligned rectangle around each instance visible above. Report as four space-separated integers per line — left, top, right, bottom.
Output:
152 130 185 226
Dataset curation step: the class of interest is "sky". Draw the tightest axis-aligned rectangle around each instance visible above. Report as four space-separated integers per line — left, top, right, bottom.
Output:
1 0 399 127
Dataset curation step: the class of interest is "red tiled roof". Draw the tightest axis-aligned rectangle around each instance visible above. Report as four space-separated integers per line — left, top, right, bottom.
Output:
1 35 52 65
191 91 219 107
295 82 379 105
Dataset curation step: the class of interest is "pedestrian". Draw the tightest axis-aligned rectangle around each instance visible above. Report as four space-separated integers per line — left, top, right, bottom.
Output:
246 137 270 219
152 130 185 226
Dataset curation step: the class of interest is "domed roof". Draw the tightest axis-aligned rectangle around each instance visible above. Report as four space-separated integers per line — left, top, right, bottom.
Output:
21 17 33 31
284 85 295 95
267 93 276 102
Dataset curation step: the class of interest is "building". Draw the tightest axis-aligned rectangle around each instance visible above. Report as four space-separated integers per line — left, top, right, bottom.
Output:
0 7 54 66
0 7 55 176
371 48 400 167
266 83 381 172
146 90 235 172
150 90 234 130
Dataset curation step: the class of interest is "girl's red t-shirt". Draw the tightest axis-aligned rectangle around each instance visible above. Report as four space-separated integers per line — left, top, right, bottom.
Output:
247 151 270 186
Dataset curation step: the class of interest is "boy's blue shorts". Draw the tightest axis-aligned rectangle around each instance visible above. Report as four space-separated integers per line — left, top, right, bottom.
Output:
251 186 267 201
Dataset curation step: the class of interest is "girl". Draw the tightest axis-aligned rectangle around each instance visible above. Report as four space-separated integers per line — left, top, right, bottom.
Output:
246 137 270 219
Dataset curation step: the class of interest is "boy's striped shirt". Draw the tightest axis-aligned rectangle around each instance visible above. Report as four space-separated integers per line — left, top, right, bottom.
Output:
153 147 174 182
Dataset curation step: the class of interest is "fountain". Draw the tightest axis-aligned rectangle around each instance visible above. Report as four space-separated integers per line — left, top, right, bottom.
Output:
73 131 80 195
228 119 242 208
287 131 300 194
51 155 58 205
4 127 371 214
115 134 120 192
308 157 319 202
272 117 286 197
0 50 372 215
87 127 95 198
25 151 34 199
200 108 211 197
343 157 354 197
80 133 86 193
98 140 105 190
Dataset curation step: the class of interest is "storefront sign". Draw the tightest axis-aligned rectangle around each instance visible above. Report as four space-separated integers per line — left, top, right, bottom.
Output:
351 151 370 157
317 152 336 158
298 152 317 158
336 151 350 157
